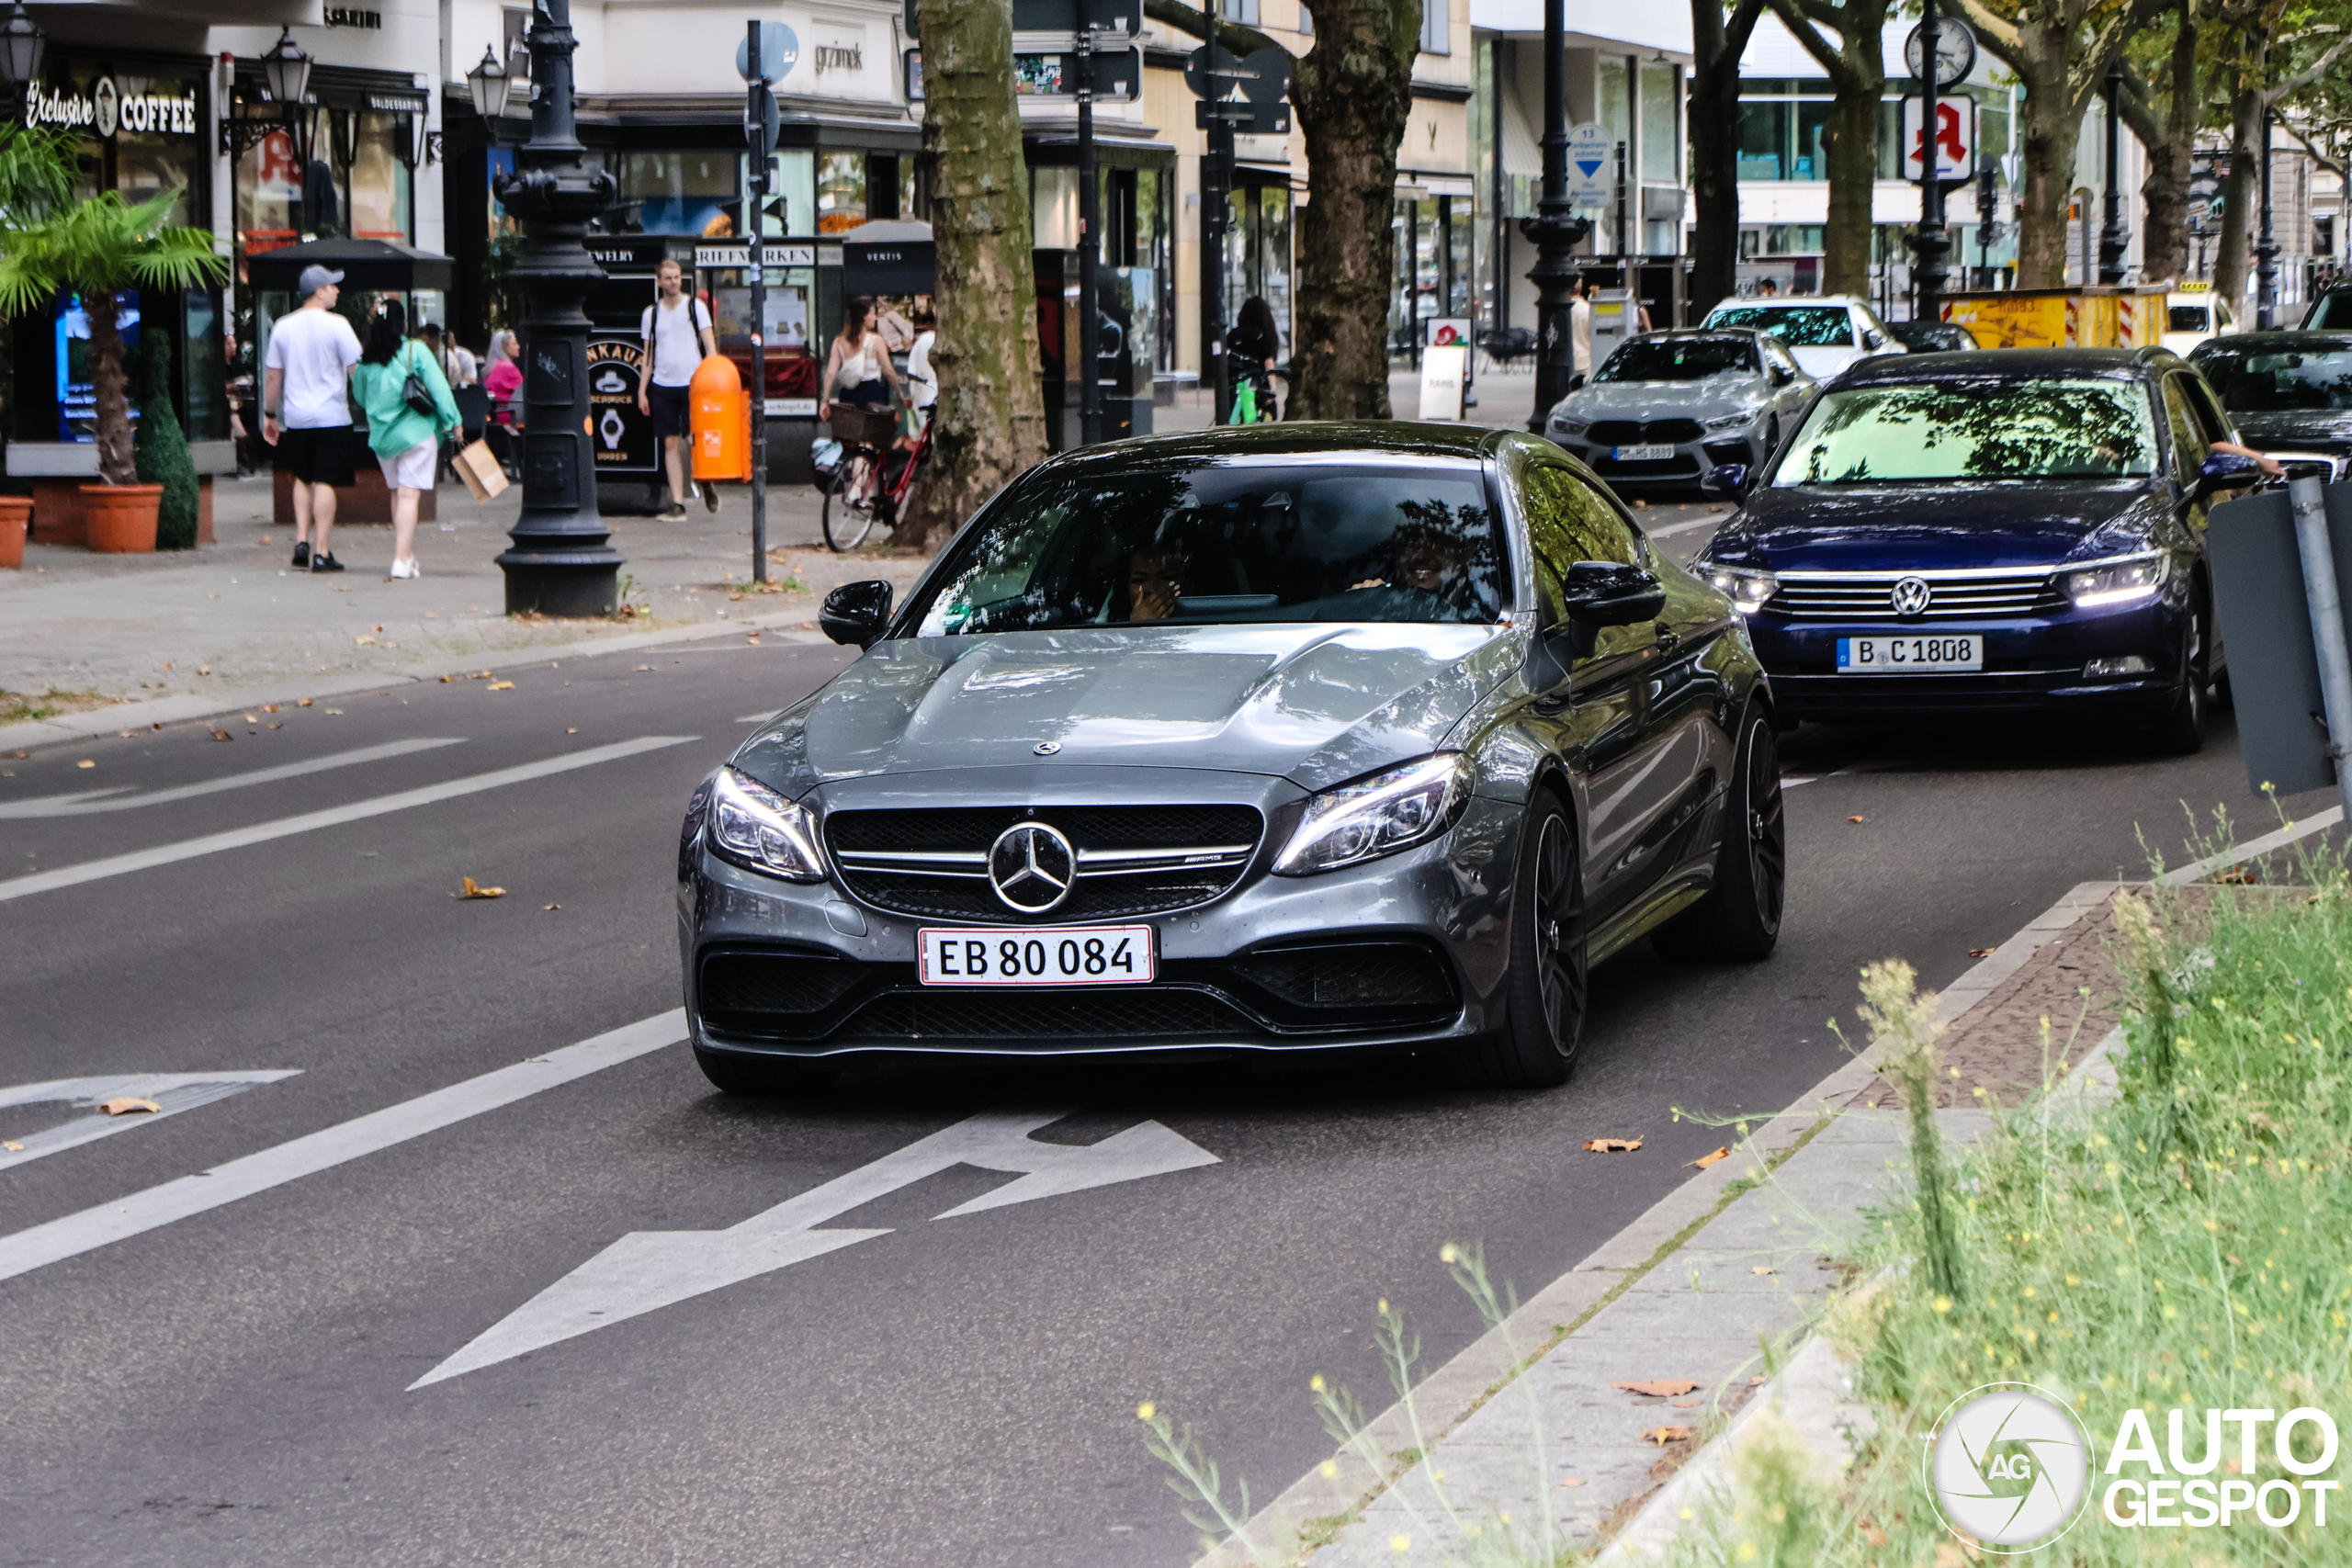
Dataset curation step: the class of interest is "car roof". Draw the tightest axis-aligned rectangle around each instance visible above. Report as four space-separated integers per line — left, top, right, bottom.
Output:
1619 328 1764 344
1828 347 2178 386
1708 296 1870 310
2192 331 2352 353
1034 421 1516 470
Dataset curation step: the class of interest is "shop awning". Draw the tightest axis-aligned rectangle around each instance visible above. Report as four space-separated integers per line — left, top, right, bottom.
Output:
244 238 455 294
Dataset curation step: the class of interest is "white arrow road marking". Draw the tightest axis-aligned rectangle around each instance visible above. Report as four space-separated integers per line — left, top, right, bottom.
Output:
0 736 697 904
410 1110 1220 1390
0 1010 686 1285
0 1072 302 1173
0 739 468 819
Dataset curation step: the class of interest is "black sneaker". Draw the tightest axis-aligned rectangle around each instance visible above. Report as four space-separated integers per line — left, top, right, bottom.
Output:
291 541 311 568
310 552 345 573
699 481 720 513
657 502 689 523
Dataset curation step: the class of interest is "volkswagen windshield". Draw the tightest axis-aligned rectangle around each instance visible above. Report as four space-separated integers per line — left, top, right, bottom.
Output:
1769 379 2159 485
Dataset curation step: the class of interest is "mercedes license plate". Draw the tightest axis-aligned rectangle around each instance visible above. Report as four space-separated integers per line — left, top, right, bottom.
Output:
1613 444 1675 461
918 925 1158 986
1836 635 1982 673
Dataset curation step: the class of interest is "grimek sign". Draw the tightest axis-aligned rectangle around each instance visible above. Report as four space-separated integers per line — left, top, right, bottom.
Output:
24 76 198 138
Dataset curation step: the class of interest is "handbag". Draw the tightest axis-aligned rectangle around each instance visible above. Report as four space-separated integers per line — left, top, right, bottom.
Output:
401 344 436 420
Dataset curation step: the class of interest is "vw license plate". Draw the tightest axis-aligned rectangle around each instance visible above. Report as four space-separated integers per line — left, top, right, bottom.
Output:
918 925 1158 986
1613 444 1675 461
1837 635 1982 673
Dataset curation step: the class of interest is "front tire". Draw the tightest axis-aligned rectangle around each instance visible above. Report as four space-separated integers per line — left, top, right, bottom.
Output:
822 454 876 552
1460 793 1587 1089
694 1044 841 1097
1655 705 1786 962
2148 593 2211 756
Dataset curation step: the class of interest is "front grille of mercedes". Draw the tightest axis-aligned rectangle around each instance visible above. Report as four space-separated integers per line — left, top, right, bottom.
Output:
1768 571 2065 620
823 804 1264 924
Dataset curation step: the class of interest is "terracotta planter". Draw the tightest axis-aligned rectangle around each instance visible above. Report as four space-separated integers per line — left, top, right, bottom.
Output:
0 496 27 569
81 484 162 554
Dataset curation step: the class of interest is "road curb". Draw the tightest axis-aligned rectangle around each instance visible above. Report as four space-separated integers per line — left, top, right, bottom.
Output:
0 612 834 755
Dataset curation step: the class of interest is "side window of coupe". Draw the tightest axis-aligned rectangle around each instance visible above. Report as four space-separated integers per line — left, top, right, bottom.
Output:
1524 464 1644 626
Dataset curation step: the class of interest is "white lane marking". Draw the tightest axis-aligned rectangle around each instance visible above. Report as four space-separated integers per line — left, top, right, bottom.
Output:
0 739 467 819
0 736 698 904
0 1072 301 1172
2161 807 2344 885
412 1110 1219 1388
1781 775 1816 790
0 1011 684 1286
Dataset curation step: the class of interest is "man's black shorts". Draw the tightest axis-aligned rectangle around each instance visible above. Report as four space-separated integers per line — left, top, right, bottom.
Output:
276 424 357 487
649 382 691 439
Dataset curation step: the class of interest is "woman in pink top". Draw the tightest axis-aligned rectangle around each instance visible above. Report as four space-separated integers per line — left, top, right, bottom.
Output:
484 331 522 425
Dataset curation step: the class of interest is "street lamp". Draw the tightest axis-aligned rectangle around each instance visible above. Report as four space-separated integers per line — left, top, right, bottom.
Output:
261 26 311 109
2098 64 2128 286
1521 0 1592 430
2256 105 2281 329
466 43 514 123
0 4 45 96
491 0 624 618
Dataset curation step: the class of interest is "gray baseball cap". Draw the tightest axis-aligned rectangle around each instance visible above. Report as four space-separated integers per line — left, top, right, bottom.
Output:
298 264 345 299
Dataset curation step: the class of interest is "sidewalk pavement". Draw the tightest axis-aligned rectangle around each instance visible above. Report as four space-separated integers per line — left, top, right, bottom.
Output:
1201 881 2130 1568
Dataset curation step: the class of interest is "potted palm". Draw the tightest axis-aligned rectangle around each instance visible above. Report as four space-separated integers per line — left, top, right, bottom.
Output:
0 128 226 550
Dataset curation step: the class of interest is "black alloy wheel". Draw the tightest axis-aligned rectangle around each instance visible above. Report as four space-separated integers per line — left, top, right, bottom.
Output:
823 453 878 552
2149 592 2211 756
1656 706 1786 962
694 1043 841 1096
1463 793 1588 1089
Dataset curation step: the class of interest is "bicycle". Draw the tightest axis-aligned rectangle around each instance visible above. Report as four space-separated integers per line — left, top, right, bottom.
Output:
822 404 929 552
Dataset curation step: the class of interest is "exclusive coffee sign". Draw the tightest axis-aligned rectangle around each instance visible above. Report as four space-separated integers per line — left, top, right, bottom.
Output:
23 75 198 138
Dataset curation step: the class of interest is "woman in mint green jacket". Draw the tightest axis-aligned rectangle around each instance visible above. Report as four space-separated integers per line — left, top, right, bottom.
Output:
352 299 459 581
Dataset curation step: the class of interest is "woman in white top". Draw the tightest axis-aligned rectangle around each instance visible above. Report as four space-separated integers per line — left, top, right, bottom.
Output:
905 304 937 428
819 295 904 446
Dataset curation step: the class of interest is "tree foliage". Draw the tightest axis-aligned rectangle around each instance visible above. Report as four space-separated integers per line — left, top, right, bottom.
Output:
1767 0 1894 298
134 329 199 550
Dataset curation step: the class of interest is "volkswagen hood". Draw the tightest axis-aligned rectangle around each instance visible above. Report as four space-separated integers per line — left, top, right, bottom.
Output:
1712 480 2161 572
730 624 1521 800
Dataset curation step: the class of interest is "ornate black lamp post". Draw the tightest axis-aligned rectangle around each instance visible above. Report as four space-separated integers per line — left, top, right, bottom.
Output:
2256 106 2281 329
490 0 623 618
0 4 46 95
2098 64 2128 285
1521 0 1591 431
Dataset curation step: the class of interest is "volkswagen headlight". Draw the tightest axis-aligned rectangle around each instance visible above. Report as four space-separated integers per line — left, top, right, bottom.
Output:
2064 554 2169 608
1703 407 1760 431
1274 754 1472 876
1702 564 1780 615
706 766 826 882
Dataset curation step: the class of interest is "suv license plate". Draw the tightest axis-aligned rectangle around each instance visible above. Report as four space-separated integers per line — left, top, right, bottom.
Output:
918 925 1158 986
1837 635 1982 673
1614 444 1675 461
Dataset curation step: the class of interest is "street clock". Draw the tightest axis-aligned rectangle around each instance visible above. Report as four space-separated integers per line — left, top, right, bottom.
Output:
1904 17 1976 89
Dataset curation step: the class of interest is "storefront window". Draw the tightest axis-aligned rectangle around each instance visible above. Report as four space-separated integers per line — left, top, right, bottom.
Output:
349 113 410 241
817 152 866 233
1640 63 1677 184
1034 166 1078 249
614 152 738 237
1736 101 1788 181
780 150 816 237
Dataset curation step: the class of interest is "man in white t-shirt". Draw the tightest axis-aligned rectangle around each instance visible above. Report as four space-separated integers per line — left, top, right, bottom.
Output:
636 257 718 521
1567 277 1593 389
262 264 364 573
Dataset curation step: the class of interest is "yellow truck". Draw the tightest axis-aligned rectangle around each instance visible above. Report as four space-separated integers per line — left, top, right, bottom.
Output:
1938 284 2171 350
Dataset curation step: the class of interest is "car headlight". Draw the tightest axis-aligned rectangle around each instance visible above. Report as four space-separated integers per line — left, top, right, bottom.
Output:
1273 754 1472 876
1703 408 1761 431
706 765 827 882
1702 564 1779 614
1552 417 1589 436
2064 553 2169 608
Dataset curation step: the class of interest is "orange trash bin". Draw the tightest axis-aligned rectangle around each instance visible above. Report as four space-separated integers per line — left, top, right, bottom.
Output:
689 355 749 482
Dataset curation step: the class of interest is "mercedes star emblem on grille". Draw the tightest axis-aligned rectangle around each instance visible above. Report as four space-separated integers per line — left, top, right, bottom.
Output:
1890 576 1933 616
1033 740 1062 756
988 822 1077 913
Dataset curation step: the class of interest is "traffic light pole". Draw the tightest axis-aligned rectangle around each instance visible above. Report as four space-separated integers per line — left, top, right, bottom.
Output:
1078 26 1101 446
1200 0 1230 425
747 22 769 583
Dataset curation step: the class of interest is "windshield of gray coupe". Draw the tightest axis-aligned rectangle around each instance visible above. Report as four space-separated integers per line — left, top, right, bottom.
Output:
1706 305 1854 346
1594 337 1758 382
2195 347 2352 412
1770 379 2158 484
910 460 1509 635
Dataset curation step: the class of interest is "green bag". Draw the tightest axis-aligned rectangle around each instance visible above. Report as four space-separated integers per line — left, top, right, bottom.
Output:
1229 376 1258 425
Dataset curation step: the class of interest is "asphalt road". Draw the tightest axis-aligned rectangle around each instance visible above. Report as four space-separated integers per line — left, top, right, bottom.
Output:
0 562 2338 1567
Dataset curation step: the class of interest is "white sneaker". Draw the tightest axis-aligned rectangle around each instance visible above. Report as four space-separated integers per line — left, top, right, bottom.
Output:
389 558 420 580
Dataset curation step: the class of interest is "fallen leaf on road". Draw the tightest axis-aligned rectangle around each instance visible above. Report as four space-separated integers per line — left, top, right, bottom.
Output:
1583 1137 1643 1153
1641 1427 1693 1446
1749 1375 1768 1385
487 681 515 691
263 705 279 714
323 708 342 715
1559 1477 1585 1488
75 760 95 768
244 715 258 724
2216 866 2258 886
1614 1380 1702 1399
1968 947 1996 958
299 698 313 707
635 664 653 671
198 664 210 675
1686 1146 1730 1169
1669 1399 1700 1408
729 592 746 602
566 728 578 734
209 729 232 741
457 876 506 899
98 1098 161 1117
1751 1265 1775 1275
374 626 383 634
270 723 283 729
424 612 438 619
355 636 377 646
543 903 561 910
3 1141 24 1151
1847 815 1866 824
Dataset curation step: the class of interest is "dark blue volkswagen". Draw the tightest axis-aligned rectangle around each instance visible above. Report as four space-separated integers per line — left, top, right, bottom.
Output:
1692 348 2270 750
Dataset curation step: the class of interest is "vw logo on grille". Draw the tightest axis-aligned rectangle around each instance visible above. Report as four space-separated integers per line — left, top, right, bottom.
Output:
989 822 1077 913
1890 575 1933 616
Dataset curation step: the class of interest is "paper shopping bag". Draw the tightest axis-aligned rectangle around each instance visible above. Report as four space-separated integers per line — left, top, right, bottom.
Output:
454 439 509 502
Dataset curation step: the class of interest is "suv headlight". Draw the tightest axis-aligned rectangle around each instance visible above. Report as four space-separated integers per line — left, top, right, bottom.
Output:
2064 553 2169 608
1274 754 1472 876
1552 417 1589 436
1704 408 1760 431
1702 564 1779 615
707 765 826 882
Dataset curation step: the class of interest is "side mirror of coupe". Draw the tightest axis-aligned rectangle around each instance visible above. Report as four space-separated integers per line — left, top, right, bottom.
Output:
2197 452 2263 495
1702 462 1750 499
1862 329 1887 351
820 580 894 648
1557 560 1667 628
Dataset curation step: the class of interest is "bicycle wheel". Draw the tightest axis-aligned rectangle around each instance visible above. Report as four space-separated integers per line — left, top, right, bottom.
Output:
822 452 876 552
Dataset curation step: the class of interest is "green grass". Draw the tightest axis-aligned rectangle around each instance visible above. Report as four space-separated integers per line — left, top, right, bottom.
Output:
0 686 114 727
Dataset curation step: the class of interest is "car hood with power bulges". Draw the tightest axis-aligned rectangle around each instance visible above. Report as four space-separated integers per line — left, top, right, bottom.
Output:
1555 375 1769 429
1712 481 2163 573
731 623 1522 799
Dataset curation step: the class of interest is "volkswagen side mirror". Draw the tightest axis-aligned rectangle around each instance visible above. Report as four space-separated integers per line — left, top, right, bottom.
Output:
1702 462 1751 499
2197 452 2263 496
820 580 893 648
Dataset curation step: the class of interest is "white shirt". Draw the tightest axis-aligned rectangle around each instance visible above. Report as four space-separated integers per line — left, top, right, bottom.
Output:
640 295 713 388
1569 297 1593 375
447 344 478 387
906 331 936 410
266 307 363 429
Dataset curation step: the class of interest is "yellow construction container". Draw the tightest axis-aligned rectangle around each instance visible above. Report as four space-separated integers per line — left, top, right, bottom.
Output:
1938 284 2171 350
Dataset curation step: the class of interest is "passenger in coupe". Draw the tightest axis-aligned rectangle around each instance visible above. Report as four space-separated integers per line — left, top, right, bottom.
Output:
1350 525 1472 615
1124 547 1190 621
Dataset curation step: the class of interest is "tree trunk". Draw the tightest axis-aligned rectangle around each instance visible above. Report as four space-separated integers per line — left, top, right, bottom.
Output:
1690 0 1768 312
85 289 136 486
2214 85 2265 311
898 0 1049 553
1288 0 1420 420
2015 87 2087 287
1822 85 1880 296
